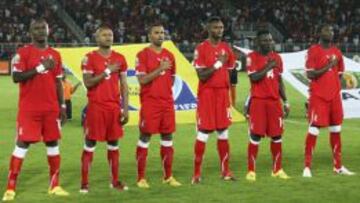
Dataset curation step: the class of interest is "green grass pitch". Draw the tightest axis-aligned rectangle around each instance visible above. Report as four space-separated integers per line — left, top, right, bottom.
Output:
0 73 359 203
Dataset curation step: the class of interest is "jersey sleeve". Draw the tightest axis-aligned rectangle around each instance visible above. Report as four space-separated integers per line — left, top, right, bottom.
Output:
337 51 345 74
226 47 236 70
305 47 317 71
193 45 206 69
135 51 147 75
170 53 176 76
11 48 27 73
120 55 128 75
54 53 63 79
81 54 94 74
246 53 257 75
278 55 284 74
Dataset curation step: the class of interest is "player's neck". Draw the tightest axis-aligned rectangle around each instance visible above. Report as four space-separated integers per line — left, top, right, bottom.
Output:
98 47 112 57
208 37 221 45
149 44 162 53
32 41 48 50
319 40 332 49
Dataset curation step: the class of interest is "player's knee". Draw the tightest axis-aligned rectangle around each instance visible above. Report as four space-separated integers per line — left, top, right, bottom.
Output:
217 129 228 140
16 140 30 149
85 139 97 148
329 125 341 133
308 126 320 136
271 136 282 143
139 133 151 143
160 133 173 141
107 140 118 146
249 134 261 145
196 131 209 143
45 140 58 147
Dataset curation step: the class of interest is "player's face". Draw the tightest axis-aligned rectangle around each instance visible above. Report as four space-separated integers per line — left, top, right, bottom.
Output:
149 26 165 47
30 21 49 43
258 34 273 53
320 26 334 42
96 29 114 48
208 21 224 40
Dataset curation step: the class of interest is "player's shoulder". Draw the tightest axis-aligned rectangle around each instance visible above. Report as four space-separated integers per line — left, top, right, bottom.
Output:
137 47 149 57
47 47 61 58
271 51 282 59
112 50 126 60
308 44 321 52
162 48 174 57
331 46 343 55
247 51 259 58
195 40 209 50
16 44 33 56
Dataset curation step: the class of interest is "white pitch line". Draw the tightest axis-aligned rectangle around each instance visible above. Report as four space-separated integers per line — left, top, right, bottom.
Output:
285 119 360 131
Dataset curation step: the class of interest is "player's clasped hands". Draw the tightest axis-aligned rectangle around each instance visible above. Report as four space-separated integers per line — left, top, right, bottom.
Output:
107 63 121 73
41 57 55 70
218 52 228 64
267 58 277 69
328 54 338 67
159 58 171 71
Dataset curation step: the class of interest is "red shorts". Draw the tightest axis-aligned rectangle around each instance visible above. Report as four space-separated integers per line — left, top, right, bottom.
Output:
308 95 343 127
84 104 123 141
139 101 175 134
197 88 231 131
248 98 283 137
16 111 61 142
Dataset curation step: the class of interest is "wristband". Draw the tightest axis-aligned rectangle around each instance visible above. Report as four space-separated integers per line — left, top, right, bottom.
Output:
36 64 46 73
283 101 290 108
214 61 223 70
104 68 111 76
61 104 66 109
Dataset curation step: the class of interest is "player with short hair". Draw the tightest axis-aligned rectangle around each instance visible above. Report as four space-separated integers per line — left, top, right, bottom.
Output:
80 25 129 193
192 16 236 184
303 24 355 177
3 18 69 201
135 21 181 189
245 30 290 182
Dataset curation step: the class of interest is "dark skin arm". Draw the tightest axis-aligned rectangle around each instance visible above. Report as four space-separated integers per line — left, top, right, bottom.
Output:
13 58 55 83
70 82 81 94
248 59 276 82
83 63 119 88
56 78 67 125
119 73 129 125
137 58 170 85
306 56 338 79
196 53 228 82
279 76 290 118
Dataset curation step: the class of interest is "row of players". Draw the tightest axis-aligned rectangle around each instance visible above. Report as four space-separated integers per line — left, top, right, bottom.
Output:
2 16 355 201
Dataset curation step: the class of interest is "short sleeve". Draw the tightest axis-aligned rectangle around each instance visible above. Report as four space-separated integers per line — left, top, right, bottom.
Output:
135 51 147 75
226 47 236 70
337 52 345 74
277 55 283 74
11 49 27 73
305 47 316 71
54 53 63 78
246 53 257 75
193 45 206 69
170 53 176 76
120 55 128 74
81 54 94 74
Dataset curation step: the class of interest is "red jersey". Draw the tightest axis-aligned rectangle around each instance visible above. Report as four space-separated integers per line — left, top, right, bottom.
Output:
135 47 176 104
247 51 283 100
305 44 344 101
193 40 236 92
82 50 128 111
11 44 63 112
